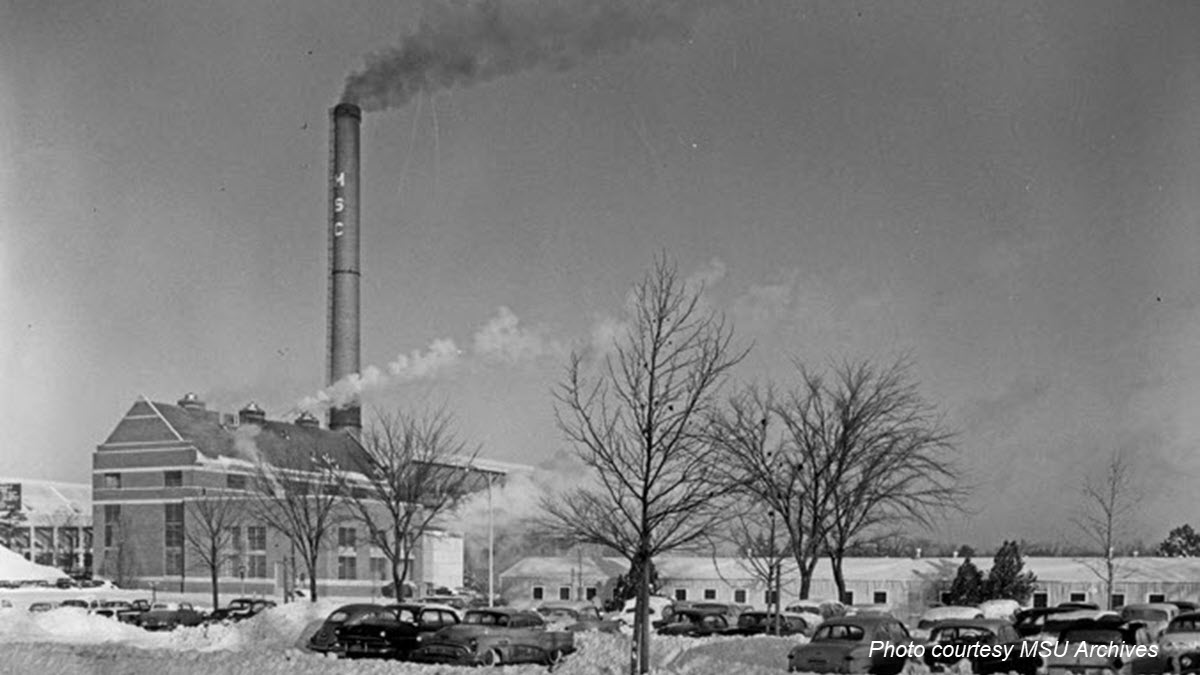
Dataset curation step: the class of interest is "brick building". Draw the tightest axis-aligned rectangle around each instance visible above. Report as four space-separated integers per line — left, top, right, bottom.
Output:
0 477 92 576
93 394 505 598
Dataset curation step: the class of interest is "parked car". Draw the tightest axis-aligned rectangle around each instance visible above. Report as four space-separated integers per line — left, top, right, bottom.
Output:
1057 601 1101 610
95 600 142 624
922 618 1022 673
1170 601 1200 613
137 602 207 631
28 602 56 612
1034 609 1121 642
307 603 390 656
536 601 622 633
657 608 731 637
614 595 674 633
1120 602 1179 639
787 615 913 674
59 599 96 610
786 598 847 620
912 606 985 641
1041 617 1161 675
1013 606 1077 637
206 598 276 624
720 610 815 637
338 603 462 660
1161 612 1200 655
408 607 575 666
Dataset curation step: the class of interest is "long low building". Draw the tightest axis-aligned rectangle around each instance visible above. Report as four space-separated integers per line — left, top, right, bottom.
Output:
501 554 1200 620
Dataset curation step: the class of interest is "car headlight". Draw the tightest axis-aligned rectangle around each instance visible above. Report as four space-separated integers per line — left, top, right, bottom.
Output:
467 638 478 651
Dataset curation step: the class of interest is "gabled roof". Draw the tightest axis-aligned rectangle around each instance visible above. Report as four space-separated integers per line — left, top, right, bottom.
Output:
101 398 372 474
0 477 90 526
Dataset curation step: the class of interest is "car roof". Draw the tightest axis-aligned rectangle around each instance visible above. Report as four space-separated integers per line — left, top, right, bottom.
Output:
822 614 899 626
1122 603 1178 611
929 618 1014 630
1172 611 1200 622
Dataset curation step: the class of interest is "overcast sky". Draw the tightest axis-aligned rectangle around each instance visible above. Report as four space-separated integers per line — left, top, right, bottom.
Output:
3 0 1199 549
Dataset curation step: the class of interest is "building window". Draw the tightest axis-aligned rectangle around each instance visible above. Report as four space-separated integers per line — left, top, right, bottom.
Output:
873 591 888 605
734 589 747 603
532 586 544 600
103 473 121 489
1111 594 1125 609
247 525 267 551
338 556 357 580
103 505 121 547
1032 592 1048 608
559 586 571 601
765 589 779 605
247 554 267 578
370 557 388 581
703 589 717 600
586 587 597 601
164 503 185 547
226 474 247 490
229 526 242 551
165 549 184 575
674 589 688 601
842 591 855 605
164 471 183 488
338 527 356 548
1149 593 1166 603
1069 592 1087 603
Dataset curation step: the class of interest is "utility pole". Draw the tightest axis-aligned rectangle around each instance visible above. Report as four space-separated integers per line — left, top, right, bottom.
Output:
487 474 495 608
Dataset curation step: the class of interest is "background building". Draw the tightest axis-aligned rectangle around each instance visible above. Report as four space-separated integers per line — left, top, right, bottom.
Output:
0 477 91 576
501 554 1200 619
93 394 503 598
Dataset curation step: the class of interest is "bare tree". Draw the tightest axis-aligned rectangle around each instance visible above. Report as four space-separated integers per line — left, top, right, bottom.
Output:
184 489 246 611
709 385 832 601
805 359 965 601
1073 450 1141 609
707 510 792 634
541 254 748 674
340 407 481 600
252 448 347 601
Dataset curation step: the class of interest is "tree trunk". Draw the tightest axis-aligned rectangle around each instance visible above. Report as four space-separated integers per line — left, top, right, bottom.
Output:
830 550 847 603
798 558 818 600
308 555 319 601
210 548 219 611
630 550 651 675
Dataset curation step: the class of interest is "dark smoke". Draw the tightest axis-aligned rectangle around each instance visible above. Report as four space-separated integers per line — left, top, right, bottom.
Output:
342 0 709 111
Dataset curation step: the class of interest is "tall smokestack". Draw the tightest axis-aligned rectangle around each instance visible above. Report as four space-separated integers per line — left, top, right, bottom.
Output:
328 102 362 433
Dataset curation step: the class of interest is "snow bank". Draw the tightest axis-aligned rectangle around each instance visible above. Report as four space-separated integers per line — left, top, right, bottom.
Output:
0 601 818 674
0 544 68 582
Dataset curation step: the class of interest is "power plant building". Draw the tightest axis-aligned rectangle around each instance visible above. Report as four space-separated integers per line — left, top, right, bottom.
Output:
92 394 505 597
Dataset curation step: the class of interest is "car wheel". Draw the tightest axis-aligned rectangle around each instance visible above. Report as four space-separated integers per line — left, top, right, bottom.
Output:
547 649 565 667
482 649 503 666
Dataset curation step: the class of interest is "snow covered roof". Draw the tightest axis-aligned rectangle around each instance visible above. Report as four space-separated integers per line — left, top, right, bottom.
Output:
501 555 1200 585
0 477 90 527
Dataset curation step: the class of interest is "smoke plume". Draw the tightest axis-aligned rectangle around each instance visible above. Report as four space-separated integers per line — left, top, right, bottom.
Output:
342 0 709 111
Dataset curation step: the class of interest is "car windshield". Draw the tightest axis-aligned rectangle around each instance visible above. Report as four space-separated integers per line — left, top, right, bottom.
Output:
391 608 416 622
540 608 577 622
932 627 994 642
465 612 509 626
815 624 865 641
1168 618 1200 633
1123 608 1169 622
738 614 767 628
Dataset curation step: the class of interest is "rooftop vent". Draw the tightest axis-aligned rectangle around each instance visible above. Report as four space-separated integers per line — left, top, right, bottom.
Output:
177 392 206 411
238 402 266 425
295 411 320 428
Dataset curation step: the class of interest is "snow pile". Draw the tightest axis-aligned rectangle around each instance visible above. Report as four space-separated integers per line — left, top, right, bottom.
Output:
0 602 819 674
0 544 67 582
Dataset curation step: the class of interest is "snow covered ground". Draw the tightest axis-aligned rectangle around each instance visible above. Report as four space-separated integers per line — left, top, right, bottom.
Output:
0 589 811 675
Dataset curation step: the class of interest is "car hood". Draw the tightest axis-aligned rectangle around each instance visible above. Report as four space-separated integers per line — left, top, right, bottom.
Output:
791 641 863 665
429 624 502 642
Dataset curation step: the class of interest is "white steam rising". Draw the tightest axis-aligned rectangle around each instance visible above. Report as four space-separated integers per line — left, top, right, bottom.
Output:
341 0 710 111
299 306 559 413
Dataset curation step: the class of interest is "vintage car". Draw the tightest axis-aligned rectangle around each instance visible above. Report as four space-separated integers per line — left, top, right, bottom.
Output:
720 610 815 637
337 603 462 660
1013 607 1078 637
1171 601 1200 613
1120 602 1179 639
1041 617 1161 675
922 618 1023 674
1157 611 1200 673
615 595 675 633
912 606 985 641
657 608 732 637
1030 609 1121 643
206 598 276 624
536 601 622 633
307 603 392 656
137 601 207 631
786 598 847 620
28 602 56 612
978 599 1022 621
787 615 913 674
408 607 575 666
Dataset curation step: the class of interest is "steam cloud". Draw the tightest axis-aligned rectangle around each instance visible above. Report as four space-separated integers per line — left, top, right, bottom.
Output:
299 306 560 413
341 0 710 111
